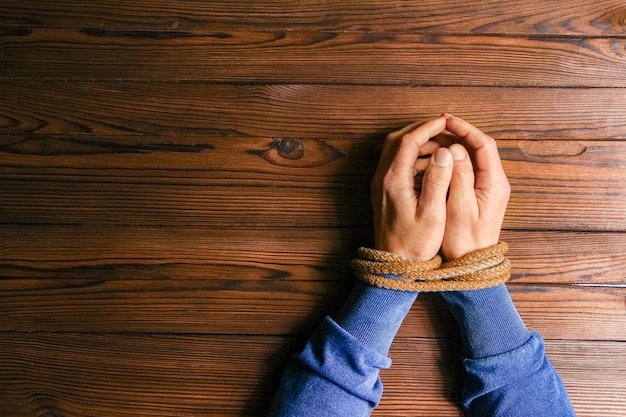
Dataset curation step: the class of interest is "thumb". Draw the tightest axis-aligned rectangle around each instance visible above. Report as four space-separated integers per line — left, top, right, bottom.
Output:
447 144 478 219
442 144 480 260
418 148 453 219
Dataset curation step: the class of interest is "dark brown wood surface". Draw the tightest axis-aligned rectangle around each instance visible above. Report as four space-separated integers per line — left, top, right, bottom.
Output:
1 1 625 416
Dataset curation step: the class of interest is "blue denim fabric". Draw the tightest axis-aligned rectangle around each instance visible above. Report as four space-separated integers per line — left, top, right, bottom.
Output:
335 281 418 355
442 285 576 416
463 331 576 417
268 284 576 416
442 285 531 359
267 317 390 417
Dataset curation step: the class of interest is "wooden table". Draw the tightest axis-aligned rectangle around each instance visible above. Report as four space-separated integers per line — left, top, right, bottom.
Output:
1 1 625 415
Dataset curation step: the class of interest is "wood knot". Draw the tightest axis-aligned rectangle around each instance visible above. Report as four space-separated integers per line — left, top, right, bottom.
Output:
275 138 305 160
246 138 345 168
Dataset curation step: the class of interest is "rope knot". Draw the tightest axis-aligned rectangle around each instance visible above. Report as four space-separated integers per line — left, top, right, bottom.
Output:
351 242 511 292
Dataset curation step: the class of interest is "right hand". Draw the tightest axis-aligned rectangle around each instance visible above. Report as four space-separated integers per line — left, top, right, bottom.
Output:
439 114 511 260
371 115 454 262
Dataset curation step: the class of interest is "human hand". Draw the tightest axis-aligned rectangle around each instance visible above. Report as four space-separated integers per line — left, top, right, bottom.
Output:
371 115 454 261
438 114 511 260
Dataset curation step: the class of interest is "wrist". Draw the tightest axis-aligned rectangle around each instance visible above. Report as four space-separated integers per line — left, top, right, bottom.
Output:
442 236 500 261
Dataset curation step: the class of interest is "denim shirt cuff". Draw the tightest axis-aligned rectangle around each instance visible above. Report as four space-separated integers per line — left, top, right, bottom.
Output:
299 316 392 405
462 331 545 401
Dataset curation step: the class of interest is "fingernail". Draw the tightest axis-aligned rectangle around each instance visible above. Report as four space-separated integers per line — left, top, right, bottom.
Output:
434 148 452 167
450 145 466 161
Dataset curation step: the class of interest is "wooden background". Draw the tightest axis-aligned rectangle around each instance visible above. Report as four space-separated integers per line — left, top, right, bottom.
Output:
1 1 625 416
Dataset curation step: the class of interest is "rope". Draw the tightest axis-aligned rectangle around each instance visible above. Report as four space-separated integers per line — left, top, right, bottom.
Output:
351 242 511 292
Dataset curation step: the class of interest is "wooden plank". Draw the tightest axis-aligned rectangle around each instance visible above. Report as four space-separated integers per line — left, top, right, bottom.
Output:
0 273 624 339
505 231 626 285
542 340 626 417
0 136 370 183
508 286 626 341
0 334 623 416
502 140 626 230
1 226 625 285
0 333 296 417
3 29 626 86
0 175 624 230
2 137 625 229
3 136 624 181
1 1 624 36
1 2 623 417
2 82 625 139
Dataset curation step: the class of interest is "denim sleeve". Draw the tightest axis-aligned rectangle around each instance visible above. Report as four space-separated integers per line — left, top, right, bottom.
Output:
267 316 391 417
268 280 418 416
442 284 576 417
462 331 576 417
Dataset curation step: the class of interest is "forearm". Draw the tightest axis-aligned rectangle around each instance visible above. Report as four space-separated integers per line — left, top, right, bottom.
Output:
268 281 417 417
442 285 576 416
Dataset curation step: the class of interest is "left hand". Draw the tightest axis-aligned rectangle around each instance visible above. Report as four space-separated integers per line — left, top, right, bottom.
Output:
438 114 511 260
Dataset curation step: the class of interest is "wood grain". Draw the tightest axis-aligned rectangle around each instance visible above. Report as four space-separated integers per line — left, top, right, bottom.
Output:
1 142 624 230
1 226 625 285
0 273 624 339
0 177 623 230
0 333 296 417
2 1 626 415
2 82 625 139
1 0 625 36
3 136 624 180
2 29 626 86
1 334 624 416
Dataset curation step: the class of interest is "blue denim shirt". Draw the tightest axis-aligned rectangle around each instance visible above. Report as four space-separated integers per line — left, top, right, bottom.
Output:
268 283 576 416
269 317 574 416
462 330 575 416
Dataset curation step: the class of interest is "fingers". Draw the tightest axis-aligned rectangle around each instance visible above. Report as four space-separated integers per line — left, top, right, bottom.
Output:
373 116 447 204
417 139 442 157
377 116 447 187
443 114 508 192
371 115 509 263
442 113 493 151
413 140 441 174
418 148 454 217
438 116 511 259
386 116 446 142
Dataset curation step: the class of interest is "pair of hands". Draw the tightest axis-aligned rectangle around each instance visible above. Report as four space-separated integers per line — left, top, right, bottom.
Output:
372 114 510 262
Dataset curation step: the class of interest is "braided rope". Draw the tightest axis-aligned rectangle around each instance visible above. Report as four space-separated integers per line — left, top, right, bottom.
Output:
351 242 511 292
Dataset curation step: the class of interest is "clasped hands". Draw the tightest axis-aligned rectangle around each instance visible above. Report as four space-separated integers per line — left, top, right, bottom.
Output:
372 114 510 262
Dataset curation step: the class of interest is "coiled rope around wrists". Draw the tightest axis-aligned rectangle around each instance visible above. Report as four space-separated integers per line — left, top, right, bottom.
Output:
351 242 511 292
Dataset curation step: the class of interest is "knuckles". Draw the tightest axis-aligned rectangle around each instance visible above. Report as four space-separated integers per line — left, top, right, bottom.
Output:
379 170 400 194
